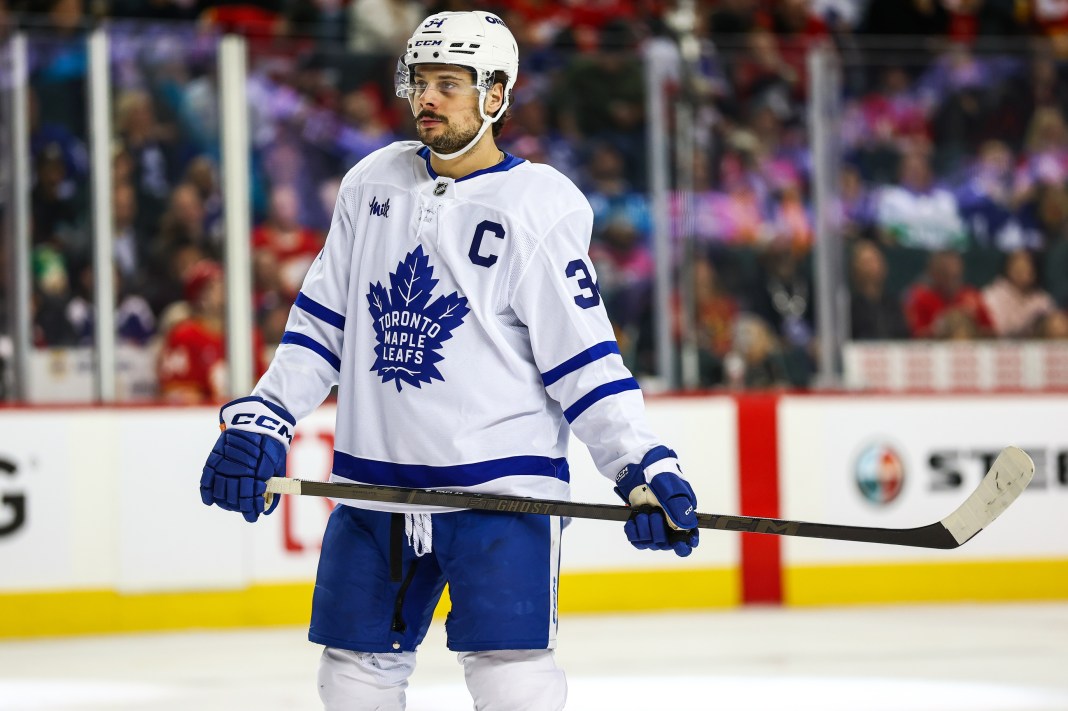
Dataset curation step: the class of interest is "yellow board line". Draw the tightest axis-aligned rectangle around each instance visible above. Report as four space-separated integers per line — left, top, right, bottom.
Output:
6 559 1063 639
0 567 739 639
785 559 1068 606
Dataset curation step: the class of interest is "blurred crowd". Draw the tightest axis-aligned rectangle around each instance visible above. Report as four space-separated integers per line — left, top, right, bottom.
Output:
4 0 1068 401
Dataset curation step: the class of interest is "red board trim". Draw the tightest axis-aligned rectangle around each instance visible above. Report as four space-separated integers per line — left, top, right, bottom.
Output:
736 393 782 604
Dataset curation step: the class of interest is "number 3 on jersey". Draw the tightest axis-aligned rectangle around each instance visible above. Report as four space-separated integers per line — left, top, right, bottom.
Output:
565 259 600 309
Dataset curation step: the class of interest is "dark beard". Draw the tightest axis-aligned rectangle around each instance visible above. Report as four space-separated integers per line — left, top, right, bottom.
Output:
416 112 481 154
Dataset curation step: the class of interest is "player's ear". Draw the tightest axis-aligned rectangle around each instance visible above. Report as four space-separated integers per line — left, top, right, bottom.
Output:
485 81 504 115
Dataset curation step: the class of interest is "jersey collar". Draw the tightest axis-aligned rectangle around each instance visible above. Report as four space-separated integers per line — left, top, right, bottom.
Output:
418 146 525 183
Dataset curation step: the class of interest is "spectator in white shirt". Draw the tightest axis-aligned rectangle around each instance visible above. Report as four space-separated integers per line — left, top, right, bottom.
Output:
876 149 967 250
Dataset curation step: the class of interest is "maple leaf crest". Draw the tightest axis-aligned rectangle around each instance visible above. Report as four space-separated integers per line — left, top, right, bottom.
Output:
366 245 470 392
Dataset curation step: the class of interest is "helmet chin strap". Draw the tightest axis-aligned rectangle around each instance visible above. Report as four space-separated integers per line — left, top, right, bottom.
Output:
421 89 506 161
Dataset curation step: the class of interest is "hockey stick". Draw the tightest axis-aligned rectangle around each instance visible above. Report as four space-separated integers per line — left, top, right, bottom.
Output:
264 446 1034 549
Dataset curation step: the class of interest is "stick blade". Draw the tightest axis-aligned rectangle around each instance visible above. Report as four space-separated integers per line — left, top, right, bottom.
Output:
940 446 1034 546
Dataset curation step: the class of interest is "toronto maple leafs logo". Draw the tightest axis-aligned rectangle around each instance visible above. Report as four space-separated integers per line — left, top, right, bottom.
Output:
367 245 470 391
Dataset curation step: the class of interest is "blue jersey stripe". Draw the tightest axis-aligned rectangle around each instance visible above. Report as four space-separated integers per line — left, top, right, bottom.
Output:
563 378 641 423
281 331 341 371
418 146 525 181
456 151 525 181
541 341 621 387
295 292 346 330
332 451 571 488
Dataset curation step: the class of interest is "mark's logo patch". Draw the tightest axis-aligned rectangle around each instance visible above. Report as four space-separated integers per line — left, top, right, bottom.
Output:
367 245 469 391
369 196 390 217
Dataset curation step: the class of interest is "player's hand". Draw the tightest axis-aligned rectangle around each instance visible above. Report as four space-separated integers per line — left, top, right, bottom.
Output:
200 396 293 523
614 446 699 557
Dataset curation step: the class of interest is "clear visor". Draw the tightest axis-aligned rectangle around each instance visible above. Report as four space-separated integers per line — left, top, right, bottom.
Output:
395 57 494 101
394 57 409 98
407 78 480 101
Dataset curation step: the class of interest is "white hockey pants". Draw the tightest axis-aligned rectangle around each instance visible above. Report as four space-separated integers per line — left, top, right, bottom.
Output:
318 646 567 710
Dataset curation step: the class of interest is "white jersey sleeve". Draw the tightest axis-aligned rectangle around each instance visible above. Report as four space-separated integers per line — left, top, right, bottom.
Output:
510 186 659 481
251 170 358 419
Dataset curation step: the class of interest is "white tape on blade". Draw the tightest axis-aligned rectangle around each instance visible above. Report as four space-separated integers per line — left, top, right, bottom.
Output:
941 446 1034 545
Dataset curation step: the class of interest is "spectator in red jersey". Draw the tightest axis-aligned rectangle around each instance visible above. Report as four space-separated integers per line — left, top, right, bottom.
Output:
252 184 325 299
157 260 266 403
904 250 994 339
158 259 228 404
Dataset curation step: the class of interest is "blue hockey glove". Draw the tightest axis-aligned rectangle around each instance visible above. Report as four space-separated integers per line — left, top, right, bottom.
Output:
614 446 699 557
200 396 293 523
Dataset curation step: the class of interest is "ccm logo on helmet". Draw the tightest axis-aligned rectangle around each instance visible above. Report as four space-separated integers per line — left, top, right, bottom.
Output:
414 40 442 46
230 413 293 443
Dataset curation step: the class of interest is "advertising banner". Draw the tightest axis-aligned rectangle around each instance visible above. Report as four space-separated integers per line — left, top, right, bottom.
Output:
779 395 1068 564
0 412 111 591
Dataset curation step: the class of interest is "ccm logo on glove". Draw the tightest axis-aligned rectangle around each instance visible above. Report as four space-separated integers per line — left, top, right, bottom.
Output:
227 412 293 443
221 396 296 447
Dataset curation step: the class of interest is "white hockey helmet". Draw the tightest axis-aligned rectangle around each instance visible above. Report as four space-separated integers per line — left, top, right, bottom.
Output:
395 11 519 159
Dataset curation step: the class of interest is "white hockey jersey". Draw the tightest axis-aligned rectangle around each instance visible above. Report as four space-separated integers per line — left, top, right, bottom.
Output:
253 141 661 509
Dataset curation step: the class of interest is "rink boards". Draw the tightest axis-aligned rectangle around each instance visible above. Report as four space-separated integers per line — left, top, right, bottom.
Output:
0 393 1066 637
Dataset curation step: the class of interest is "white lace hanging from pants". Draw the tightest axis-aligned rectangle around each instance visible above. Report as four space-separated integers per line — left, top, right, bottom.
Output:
404 513 432 556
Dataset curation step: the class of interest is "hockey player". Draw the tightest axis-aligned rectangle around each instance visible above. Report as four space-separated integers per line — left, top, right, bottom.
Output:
199 10 699 710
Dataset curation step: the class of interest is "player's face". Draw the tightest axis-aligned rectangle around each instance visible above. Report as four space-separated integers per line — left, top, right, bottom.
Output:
410 65 488 154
